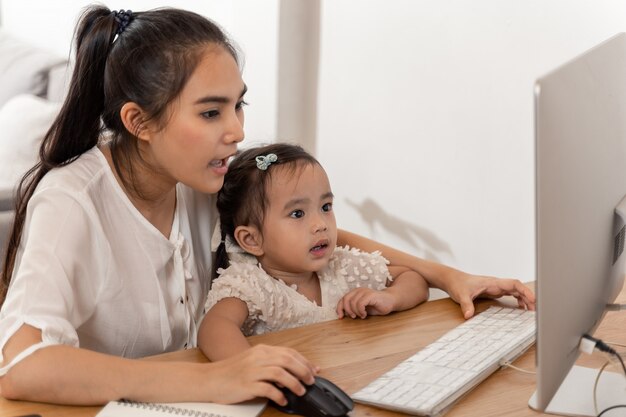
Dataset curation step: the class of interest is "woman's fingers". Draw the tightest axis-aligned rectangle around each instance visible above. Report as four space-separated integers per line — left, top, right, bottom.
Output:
209 344 318 405
451 275 536 319
250 344 317 385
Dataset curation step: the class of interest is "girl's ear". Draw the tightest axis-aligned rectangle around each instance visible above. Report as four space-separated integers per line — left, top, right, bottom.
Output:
234 225 264 256
120 102 151 142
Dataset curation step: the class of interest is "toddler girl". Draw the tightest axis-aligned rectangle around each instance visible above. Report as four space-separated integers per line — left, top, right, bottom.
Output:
198 143 429 360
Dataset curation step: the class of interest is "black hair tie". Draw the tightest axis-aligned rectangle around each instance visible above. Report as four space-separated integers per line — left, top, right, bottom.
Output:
112 9 133 35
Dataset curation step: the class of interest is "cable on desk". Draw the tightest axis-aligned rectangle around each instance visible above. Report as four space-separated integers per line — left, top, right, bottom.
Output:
581 335 626 375
597 404 626 417
603 340 626 348
593 360 611 416
581 335 626 416
499 361 535 374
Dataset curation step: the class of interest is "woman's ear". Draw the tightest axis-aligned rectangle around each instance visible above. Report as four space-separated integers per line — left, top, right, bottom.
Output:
120 102 151 142
234 225 264 256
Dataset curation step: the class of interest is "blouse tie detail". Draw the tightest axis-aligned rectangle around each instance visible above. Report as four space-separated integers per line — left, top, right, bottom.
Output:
171 232 197 348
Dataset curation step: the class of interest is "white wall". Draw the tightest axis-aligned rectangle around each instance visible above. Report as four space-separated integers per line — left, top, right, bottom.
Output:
3 1 626 285
317 0 626 283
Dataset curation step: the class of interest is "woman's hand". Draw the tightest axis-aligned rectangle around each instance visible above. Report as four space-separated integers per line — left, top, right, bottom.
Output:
335 229 534 319
205 344 319 406
445 272 536 319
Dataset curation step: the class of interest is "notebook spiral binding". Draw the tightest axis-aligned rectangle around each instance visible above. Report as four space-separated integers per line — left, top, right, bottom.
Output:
118 399 231 417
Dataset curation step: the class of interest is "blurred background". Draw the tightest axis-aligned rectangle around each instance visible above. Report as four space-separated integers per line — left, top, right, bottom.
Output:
1 0 626 296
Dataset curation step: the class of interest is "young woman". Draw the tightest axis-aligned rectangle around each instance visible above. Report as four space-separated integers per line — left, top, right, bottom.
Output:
0 4 534 407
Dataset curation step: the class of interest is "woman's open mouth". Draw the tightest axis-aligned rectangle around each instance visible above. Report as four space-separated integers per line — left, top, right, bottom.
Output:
209 159 226 168
209 158 228 175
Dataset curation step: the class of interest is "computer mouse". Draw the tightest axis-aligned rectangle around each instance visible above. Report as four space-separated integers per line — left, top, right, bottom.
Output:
271 376 354 417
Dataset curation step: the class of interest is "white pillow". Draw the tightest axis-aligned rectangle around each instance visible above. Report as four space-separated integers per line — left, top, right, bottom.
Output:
47 62 72 102
0 94 61 190
0 30 67 108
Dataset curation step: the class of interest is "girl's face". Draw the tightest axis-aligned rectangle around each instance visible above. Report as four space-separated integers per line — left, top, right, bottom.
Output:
258 163 337 277
143 45 246 194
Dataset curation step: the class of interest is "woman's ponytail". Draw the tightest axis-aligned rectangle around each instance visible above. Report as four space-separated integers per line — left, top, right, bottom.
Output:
0 6 117 303
45 6 117 164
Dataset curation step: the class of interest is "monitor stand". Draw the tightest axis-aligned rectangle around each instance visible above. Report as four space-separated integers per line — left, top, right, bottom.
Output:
529 365 626 416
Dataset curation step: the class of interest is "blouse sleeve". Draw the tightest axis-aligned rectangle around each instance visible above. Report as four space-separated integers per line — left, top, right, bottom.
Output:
0 187 105 374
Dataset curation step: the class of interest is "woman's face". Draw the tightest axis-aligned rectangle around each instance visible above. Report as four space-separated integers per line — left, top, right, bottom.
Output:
144 45 246 194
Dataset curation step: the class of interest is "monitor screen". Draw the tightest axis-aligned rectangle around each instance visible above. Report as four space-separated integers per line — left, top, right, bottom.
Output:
529 33 626 415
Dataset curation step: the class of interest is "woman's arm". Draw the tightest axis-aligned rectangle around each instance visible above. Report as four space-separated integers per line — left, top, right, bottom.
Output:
0 324 316 406
337 229 535 318
385 266 430 310
198 298 251 361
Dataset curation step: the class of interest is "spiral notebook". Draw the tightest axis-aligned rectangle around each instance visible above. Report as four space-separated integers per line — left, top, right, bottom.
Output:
96 398 267 417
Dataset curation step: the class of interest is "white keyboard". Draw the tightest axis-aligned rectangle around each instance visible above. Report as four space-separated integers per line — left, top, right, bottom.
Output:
352 306 536 416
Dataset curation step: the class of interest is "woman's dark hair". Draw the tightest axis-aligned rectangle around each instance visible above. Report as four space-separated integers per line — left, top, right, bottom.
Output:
0 5 239 304
213 143 320 278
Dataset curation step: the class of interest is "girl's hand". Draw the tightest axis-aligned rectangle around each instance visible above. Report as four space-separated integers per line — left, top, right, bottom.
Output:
336 288 396 319
206 344 318 406
445 272 536 319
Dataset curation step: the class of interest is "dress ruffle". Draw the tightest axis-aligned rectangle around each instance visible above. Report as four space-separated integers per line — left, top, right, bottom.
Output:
205 246 392 336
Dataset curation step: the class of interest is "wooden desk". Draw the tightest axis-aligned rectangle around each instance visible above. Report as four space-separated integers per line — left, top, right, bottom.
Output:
2 290 625 417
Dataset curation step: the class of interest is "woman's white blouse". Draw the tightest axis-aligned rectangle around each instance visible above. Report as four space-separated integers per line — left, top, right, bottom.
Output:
0 147 216 373
205 246 392 336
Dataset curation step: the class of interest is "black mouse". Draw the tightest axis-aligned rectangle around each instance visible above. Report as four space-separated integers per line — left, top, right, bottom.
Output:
271 376 354 417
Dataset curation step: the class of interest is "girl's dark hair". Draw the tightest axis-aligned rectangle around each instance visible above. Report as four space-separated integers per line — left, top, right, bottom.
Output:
213 143 320 278
0 5 239 304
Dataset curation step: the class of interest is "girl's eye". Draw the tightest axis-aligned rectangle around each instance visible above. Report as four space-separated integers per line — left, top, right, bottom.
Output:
322 202 333 212
201 110 220 119
289 210 305 219
236 100 249 111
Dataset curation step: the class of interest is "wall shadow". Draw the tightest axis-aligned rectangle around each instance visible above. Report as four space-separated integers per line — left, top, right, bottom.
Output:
345 198 453 262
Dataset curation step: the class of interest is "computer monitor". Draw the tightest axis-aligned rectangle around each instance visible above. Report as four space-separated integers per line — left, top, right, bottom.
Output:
529 33 626 416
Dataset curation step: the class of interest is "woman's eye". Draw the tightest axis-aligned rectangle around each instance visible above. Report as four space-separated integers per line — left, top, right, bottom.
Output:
201 110 220 119
322 202 333 212
236 100 249 111
289 210 304 219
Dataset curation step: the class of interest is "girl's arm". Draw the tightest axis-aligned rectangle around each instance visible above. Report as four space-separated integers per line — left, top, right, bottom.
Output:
336 266 428 319
0 324 315 407
337 229 535 318
197 297 251 361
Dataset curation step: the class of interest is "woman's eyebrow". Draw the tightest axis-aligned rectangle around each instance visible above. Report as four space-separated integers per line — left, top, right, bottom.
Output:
194 84 248 105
